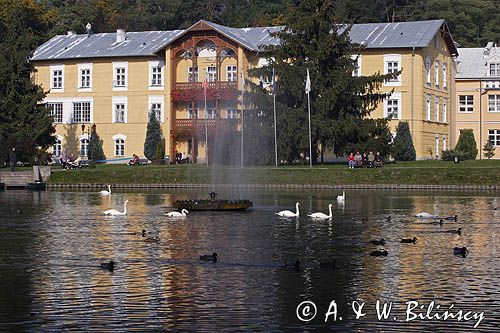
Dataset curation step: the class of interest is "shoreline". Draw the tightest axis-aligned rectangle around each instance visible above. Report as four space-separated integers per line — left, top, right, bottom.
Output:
47 183 500 191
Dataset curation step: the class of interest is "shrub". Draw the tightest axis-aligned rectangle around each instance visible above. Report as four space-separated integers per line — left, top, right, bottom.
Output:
455 129 477 160
483 140 495 159
392 121 416 161
441 149 468 161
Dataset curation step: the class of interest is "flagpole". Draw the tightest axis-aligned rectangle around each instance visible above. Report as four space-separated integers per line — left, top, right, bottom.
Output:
204 72 208 167
273 68 278 167
240 69 244 167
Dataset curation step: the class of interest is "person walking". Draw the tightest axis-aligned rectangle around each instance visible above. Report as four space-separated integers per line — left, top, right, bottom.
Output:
9 148 17 172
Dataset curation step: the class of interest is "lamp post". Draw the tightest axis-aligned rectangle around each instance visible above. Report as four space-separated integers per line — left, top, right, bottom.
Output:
478 83 488 160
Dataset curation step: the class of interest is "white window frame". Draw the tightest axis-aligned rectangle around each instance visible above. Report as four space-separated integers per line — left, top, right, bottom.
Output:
111 96 127 123
351 55 362 77
71 101 92 123
435 135 440 158
50 64 64 92
188 66 199 82
148 95 164 123
188 103 199 119
149 60 164 90
459 95 474 113
426 94 431 121
47 102 63 123
442 63 447 89
488 129 500 146
383 92 401 120
425 57 431 85
488 95 500 112
112 134 127 157
77 63 92 91
489 63 500 77
79 134 89 157
53 136 62 157
226 65 237 82
207 66 217 82
435 96 440 122
384 54 401 86
112 62 128 91
434 60 440 87
442 136 447 151
443 98 447 123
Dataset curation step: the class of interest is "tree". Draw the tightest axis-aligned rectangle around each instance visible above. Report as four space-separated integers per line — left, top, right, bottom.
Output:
455 129 477 160
392 122 416 161
144 111 162 161
0 1 55 165
483 140 495 159
251 0 396 164
87 124 105 162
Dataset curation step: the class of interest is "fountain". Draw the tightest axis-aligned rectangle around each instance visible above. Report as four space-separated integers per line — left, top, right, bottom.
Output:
173 192 252 211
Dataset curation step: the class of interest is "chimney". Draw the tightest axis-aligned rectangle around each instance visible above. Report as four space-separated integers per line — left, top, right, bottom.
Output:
484 42 493 58
116 29 125 43
67 31 76 36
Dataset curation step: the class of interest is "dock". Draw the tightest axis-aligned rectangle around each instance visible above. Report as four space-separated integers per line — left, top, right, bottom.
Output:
0 167 51 189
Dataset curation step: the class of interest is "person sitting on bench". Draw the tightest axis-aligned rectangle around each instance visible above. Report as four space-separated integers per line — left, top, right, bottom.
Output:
67 155 82 169
128 154 139 166
374 151 383 167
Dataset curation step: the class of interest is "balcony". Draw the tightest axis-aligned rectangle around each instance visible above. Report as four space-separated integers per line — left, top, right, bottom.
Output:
173 118 238 138
171 81 239 102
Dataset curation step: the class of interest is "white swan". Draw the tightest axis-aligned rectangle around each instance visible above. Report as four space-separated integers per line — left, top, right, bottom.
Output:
276 202 300 217
103 200 129 216
166 209 189 217
308 204 333 220
336 190 345 202
415 212 437 218
99 185 112 196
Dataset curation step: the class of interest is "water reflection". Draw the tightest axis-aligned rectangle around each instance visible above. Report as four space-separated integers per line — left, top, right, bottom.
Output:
0 189 498 331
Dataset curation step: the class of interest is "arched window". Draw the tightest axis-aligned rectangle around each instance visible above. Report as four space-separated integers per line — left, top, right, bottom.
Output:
53 138 62 157
114 138 125 156
80 138 89 157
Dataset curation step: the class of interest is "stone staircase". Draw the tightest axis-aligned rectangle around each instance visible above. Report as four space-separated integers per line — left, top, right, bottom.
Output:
0 171 34 189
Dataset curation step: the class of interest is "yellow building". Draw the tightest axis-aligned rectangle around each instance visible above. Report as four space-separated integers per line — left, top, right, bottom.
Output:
31 19 457 162
455 43 500 159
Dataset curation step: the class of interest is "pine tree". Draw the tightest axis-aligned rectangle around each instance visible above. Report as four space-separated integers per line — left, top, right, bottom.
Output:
87 124 105 162
455 129 478 160
0 2 55 165
144 111 162 161
251 0 396 164
483 140 495 159
392 121 416 161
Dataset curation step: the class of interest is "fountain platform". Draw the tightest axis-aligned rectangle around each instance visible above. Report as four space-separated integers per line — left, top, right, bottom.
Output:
173 192 252 211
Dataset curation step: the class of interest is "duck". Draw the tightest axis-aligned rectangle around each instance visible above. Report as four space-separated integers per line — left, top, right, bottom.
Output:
369 239 386 246
336 191 345 203
276 202 300 217
430 219 444 225
387 216 391 221
166 209 189 217
319 260 336 270
444 214 458 221
100 260 115 272
199 252 217 262
99 185 112 196
103 200 129 216
446 228 462 235
401 237 418 244
453 246 469 257
308 204 333 220
284 259 301 270
415 212 437 218
370 250 388 257
140 229 146 237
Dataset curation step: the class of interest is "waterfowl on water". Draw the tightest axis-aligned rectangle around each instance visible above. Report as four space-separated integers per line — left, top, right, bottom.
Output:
276 202 300 217
369 239 386 246
319 260 336 270
308 204 333 220
166 209 189 217
430 219 444 225
99 185 112 196
284 259 301 270
200 252 218 262
401 237 418 244
370 250 388 257
415 212 437 218
336 191 345 203
100 260 115 271
446 228 462 235
444 214 458 221
103 200 129 216
453 246 469 258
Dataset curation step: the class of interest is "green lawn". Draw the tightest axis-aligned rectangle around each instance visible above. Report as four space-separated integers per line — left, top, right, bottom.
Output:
47 160 500 185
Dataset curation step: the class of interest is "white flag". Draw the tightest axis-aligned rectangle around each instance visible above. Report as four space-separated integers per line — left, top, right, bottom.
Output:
305 68 311 94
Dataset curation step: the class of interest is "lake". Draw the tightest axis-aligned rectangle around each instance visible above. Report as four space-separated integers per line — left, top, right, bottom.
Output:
0 188 498 332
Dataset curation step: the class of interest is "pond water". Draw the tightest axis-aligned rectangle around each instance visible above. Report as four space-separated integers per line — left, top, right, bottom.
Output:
0 189 499 332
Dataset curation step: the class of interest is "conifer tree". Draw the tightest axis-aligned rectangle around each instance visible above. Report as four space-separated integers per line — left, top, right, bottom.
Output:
392 121 416 161
483 140 495 159
144 111 162 161
87 125 105 162
455 129 477 160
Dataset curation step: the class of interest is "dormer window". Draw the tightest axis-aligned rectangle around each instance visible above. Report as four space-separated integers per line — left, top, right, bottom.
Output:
489 63 500 76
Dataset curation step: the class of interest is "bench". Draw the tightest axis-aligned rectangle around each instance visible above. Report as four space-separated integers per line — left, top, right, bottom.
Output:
138 158 149 166
80 160 91 168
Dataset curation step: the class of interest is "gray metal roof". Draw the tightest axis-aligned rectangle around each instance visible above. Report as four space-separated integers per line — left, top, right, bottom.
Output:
31 19 454 61
456 47 500 79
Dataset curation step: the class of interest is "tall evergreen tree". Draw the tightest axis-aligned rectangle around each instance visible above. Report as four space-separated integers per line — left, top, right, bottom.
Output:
392 121 416 161
0 1 55 164
251 0 396 164
483 140 495 159
455 129 478 160
87 124 105 162
144 111 162 161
